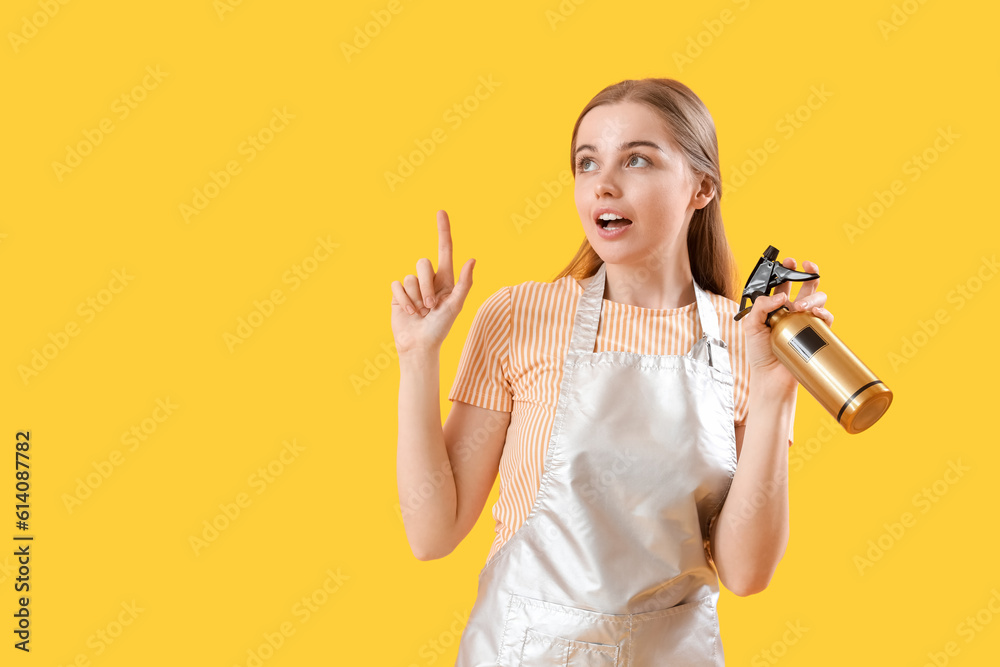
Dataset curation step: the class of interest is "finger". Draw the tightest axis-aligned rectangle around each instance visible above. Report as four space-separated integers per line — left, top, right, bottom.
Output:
391 280 417 315
792 292 826 310
416 258 436 309
774 257 795 299
810 306 833 327
449 258 476 311
402 274 429 316
437 210 455 285
749 291 788 327
791 260 820 307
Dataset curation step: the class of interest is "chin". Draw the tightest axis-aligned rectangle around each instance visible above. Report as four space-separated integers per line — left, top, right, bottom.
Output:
584 237 639 265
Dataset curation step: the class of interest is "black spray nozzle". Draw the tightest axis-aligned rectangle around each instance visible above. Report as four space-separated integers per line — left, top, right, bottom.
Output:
733 245 819 321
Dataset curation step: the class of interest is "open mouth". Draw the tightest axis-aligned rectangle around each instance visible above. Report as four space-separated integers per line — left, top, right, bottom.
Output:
597 218 633 229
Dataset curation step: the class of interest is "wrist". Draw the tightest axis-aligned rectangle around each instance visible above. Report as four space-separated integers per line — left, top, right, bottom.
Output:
398 345 440 371
748 370 798 404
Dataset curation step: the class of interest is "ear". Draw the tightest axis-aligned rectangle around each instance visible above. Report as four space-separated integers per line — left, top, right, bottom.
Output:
691 171 715 210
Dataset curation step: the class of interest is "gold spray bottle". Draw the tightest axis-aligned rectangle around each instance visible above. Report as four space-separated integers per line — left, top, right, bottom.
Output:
734 246 893 434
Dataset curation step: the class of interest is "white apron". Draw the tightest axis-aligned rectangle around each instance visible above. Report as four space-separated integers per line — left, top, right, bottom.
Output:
455 261 738 666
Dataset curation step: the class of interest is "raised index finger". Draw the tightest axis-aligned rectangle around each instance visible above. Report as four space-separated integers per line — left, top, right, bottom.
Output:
437 209 455 284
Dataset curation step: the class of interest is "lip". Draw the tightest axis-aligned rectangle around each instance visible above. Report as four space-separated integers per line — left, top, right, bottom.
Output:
596 222 632 240
593 206 634 240
593 206 632 224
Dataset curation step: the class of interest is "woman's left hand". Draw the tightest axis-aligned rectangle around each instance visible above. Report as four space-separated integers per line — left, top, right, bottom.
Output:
741 258 834 395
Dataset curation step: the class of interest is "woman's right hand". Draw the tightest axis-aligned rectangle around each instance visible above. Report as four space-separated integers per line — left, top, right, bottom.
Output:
390 210 476 356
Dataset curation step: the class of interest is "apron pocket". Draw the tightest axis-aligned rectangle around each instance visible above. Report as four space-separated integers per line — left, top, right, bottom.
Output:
629 594 724 666
500 593 625 666
499 592 721 666
519 628 619 666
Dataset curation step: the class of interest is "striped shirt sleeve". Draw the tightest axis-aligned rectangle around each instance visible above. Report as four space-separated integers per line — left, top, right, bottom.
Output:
447 286 513 412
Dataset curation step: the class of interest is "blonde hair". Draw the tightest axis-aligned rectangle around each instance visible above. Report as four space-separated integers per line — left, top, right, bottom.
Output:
555 78 739 301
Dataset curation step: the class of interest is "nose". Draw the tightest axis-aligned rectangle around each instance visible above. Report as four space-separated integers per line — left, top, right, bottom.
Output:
594 171 622 198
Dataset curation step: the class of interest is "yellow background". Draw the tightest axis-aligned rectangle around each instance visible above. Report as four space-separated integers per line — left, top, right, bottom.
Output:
2 0 998 664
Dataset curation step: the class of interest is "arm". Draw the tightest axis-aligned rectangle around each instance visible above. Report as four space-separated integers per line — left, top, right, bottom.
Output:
710 257 832 596
710 381 795 596
391 210 511 561
396 351 509 560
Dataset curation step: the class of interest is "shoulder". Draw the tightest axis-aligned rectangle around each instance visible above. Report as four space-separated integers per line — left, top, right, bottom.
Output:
503 274 583 312
470 274 581 326
467 276 582 349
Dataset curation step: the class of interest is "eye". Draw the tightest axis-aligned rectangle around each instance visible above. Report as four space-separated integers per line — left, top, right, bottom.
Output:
576 156 597 173
627 153 651 167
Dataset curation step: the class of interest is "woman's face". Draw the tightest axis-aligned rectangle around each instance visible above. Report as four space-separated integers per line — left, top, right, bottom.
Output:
573 101 711 267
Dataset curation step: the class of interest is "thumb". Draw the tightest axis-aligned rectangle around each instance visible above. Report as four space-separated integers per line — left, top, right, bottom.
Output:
450 258 476 310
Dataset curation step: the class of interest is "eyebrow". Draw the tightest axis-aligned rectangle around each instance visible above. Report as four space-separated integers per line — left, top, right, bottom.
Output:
574 140 665 156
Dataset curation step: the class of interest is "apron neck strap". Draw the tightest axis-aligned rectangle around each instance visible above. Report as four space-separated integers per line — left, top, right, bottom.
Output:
569 261 727 366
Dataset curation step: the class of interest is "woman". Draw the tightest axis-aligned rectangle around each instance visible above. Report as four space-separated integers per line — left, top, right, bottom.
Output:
392 78 832 665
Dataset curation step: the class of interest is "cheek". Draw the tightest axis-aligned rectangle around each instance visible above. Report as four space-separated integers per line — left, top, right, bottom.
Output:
645 188 683 214
574 188 588 221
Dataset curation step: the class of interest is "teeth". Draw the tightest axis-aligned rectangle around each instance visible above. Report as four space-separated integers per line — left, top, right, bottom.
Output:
598 213 625 221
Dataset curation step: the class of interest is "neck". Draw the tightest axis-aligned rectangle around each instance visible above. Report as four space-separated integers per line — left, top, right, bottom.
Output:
602 248 695 309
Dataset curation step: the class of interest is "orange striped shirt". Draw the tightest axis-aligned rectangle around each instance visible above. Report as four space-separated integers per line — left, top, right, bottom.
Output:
447 273 795 564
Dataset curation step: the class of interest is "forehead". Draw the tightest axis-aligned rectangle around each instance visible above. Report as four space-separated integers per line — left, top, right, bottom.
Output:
576 101 675 151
